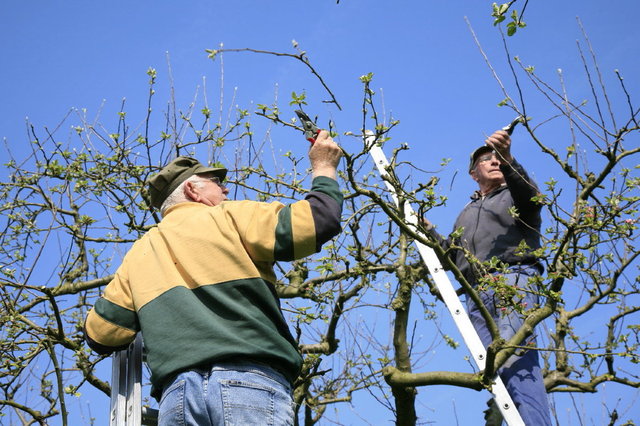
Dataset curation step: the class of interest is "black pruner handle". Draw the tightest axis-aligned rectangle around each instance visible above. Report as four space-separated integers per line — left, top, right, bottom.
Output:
295 110 321 144
502 115 525 135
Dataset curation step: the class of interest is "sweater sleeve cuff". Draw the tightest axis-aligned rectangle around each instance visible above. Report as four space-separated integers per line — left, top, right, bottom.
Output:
311 176 343 205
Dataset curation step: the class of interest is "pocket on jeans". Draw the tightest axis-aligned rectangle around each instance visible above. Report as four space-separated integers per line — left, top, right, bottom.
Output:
220 379 275 425
158 379 185 426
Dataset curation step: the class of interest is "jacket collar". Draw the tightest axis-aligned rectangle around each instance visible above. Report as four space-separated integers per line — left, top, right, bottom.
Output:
470 183 507 200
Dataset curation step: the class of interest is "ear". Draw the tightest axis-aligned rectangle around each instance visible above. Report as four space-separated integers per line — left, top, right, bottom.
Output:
469 169 478 182
183 180 201 202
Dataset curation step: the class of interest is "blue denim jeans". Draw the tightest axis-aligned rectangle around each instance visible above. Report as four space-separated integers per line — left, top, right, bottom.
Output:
158 361 295 426
466 266 552 426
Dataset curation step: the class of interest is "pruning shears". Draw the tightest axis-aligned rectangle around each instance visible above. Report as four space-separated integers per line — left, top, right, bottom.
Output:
502 115 526 135
295 110 321 144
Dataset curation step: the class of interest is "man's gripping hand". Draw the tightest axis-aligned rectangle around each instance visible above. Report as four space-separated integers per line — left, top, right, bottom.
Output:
485 130 514 165
310 130 342 180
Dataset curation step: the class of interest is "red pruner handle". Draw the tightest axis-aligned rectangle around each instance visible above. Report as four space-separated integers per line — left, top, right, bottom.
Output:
306 130 321 144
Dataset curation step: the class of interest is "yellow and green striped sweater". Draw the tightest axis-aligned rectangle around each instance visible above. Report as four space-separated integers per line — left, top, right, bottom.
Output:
84 176 342 397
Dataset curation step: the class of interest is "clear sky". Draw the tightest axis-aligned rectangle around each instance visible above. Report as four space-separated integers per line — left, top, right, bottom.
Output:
2 1 639 424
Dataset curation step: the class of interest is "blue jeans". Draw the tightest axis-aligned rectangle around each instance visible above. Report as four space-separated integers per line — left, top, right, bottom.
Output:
466 266 552 426
158 361 295 426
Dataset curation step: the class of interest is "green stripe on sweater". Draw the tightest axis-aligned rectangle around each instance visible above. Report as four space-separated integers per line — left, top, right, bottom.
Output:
95 297 140 332
138 280 302 395
274 206 294 260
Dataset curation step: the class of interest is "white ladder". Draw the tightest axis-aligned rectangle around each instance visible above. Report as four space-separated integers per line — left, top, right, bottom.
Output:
365 131 525 425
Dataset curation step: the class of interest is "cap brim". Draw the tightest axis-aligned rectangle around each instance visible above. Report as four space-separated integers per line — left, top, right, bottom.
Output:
193 165 227 181
469 146 494 172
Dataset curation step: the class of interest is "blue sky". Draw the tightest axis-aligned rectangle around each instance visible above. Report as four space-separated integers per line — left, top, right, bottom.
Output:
2 1 639 424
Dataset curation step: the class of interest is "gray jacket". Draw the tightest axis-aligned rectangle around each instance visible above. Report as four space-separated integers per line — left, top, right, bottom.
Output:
436 159 543 283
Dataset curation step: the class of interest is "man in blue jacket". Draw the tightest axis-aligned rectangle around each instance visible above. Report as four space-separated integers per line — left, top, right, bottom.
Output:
428 129 552 425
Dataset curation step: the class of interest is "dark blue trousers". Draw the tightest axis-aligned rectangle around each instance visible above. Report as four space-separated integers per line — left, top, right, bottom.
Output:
466 266 552 425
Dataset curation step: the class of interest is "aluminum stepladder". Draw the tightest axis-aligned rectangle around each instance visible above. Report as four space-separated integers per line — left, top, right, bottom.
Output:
110 334 158 425
364 132 525 425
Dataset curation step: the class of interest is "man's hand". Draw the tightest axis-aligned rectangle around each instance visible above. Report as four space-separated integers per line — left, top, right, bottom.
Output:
485 130 513 164
310 130 342 180
420 217 435 232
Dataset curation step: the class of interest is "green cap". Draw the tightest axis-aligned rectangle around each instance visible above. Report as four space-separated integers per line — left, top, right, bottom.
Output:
468 145 494 173
147 156 227 209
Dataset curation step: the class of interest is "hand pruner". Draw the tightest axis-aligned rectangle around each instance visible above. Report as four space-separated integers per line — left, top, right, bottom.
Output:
295 110 321 144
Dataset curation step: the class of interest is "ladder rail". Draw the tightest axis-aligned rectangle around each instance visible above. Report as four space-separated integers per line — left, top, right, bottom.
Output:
125 334 142 425
110 344 127 426
365 132 525 426
110 334 158 425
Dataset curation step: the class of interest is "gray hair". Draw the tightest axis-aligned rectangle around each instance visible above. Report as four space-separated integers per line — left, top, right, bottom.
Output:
160 174 206 215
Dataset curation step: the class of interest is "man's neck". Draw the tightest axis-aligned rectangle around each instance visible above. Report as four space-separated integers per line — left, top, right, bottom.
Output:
479 182 505 197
